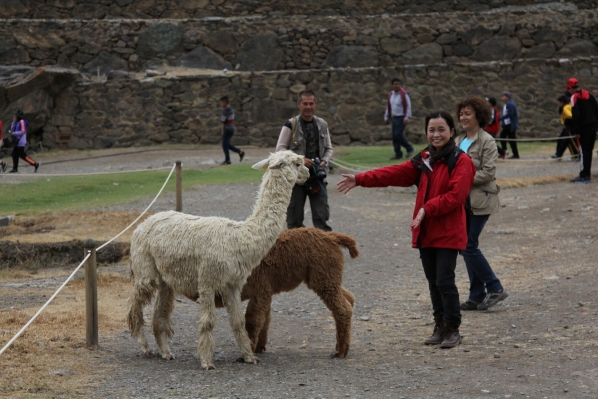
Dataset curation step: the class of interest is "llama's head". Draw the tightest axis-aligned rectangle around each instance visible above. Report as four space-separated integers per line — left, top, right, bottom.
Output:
252 150 309 184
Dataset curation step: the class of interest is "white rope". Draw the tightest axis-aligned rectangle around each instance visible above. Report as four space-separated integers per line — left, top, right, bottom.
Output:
0 253 91 356
2 166 171 178
0 163 178 356
97 162 177 251
329 159 372 173
496 136 579 142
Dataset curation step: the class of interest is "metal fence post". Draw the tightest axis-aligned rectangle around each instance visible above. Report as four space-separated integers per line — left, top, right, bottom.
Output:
175 161 182 212
84 239 98 347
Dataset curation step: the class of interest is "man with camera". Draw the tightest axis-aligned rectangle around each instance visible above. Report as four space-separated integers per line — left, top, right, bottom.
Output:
276 90 333 231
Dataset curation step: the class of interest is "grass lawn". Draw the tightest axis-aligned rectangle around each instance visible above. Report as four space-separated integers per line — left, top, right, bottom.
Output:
1 142 557 215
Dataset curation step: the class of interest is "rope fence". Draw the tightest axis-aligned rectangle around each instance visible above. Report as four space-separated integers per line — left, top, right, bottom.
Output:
0 162 182 356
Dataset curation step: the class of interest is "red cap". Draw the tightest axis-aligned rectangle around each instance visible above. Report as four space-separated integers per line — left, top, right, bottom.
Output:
566 78 579 89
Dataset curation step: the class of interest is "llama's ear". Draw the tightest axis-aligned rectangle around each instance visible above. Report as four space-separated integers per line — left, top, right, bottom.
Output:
252 159 269 170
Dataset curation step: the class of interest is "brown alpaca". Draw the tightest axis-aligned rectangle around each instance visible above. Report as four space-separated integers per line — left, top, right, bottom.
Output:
214 227 359 358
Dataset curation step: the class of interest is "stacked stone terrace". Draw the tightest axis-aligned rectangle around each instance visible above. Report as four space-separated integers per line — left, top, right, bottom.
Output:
0 0 597 150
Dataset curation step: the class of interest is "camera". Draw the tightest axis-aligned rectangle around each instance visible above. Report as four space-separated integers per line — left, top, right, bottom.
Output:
311 157 327 179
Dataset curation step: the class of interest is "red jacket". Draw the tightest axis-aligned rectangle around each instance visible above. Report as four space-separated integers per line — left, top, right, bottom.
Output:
486 105 500 135
355 150 475 250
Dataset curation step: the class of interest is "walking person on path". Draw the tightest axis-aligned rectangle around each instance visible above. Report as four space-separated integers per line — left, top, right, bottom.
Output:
566 78 598 184
499 91 520 159
384 78 414 160
220 96 244 165
551 94 580 161
455 96 509 311
8 110 39 174
337 111 475 348
485 97 506 159
0 118 6 172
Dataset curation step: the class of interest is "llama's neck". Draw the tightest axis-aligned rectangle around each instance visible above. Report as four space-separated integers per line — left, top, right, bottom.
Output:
244 170 294 248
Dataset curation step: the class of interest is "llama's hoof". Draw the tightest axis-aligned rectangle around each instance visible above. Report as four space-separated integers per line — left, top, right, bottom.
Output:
201 363 215 370
142 350 153 357
161 353 175 360
330 351 348 359
254 345 267 353
236 356 259 364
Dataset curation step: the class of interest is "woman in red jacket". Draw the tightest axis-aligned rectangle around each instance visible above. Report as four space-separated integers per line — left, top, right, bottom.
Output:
337 111 475 349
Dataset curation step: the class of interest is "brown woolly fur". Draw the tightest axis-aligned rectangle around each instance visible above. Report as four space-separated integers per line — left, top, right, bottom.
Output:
455 95 492 127
215 227 359 358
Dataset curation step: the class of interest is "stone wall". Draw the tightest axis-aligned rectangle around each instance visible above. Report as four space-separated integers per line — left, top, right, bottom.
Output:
2 9 598 72
5 57 594 152
2 0 594 19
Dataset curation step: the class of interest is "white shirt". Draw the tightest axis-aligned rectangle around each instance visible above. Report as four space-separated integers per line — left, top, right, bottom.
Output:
502 104 510 125
384 90 412 121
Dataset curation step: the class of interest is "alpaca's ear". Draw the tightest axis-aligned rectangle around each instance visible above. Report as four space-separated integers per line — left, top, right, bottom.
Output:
252 159 270 170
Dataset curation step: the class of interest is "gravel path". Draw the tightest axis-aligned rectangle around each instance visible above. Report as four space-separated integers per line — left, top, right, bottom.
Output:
3 146 597 398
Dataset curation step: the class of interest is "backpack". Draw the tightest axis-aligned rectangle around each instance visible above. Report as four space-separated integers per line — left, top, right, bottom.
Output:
410 147 472 231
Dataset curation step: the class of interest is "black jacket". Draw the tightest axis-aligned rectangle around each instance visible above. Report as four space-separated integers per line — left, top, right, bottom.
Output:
571 89 598 135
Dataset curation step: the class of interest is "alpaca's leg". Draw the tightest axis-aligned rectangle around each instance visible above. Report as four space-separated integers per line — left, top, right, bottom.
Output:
342 287 355 309
153 278 176 360
313 286 354 358
126 278 156 356
197 286 217 370
244 295 272 353
225 285 258 364
255 302 272 353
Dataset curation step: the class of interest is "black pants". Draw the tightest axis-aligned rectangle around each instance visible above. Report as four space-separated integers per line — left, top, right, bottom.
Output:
555 127 579 158
499 126 519 158
222 125 241 162
419 248 461 326
286 183 331 231
578 125 597 178
11 146 36 170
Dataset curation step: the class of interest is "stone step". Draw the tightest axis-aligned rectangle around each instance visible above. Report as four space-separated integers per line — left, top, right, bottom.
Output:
1 8 597 72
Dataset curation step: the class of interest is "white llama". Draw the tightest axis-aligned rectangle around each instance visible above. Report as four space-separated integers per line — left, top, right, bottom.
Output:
127 150 309 370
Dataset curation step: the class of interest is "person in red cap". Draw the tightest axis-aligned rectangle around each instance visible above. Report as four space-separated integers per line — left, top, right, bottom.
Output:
566 78 598 183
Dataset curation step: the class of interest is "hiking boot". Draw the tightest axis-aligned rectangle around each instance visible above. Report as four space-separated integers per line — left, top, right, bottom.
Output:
440 322 461 349
406 151 414 158
239 150 245 162
550 154 562 160
424 323 444 345
8 169 18 173
0 161 6 173
460 299 480 311
477 290 509 310
500 150 508 160
34 162 40 173
389 155 403 160
508 155 520 159
221 160 231 165
570 176 591 184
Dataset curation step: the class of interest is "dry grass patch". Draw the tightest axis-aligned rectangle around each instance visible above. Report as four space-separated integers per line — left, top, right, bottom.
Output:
0 271 133 398
497 174 570 188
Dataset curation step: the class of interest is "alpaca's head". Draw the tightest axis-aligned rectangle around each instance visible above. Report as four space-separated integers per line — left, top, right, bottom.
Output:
252 151 309 185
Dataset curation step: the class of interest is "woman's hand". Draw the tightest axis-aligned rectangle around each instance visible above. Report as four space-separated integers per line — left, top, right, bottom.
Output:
337 174 356 194
410 207 426 229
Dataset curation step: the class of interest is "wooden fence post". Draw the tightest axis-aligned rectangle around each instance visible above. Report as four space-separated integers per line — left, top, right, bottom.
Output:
175 161 182 212
84 239 98 347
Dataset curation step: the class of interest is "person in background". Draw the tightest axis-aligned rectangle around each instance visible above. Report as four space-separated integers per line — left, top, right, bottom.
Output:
220 96 244 165
499 91 520 159
551 94 579 161
276 90 333 231
9 109 39 173
337 111 475 349
455 96 509 311
0 118 6 172
485 97 506 159
566 78 598 184
384 78 414 160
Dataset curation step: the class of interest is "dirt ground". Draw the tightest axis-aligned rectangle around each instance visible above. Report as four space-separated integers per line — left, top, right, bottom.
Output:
1 145 597 398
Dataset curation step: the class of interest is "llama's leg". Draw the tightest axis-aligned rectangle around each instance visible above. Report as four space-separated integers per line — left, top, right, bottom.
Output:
342 287 355 309
152 278 176 360
225 285 258 364
313 286 354 358
126 278 156 356
197 286 217 370
245 295 272 353
255 302 272 353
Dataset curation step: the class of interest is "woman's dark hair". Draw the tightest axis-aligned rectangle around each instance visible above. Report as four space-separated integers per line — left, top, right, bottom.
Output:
487 97 497 106
455 95 492 128
557 95 569 103
425 110 456 134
